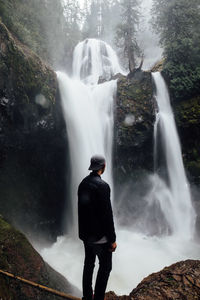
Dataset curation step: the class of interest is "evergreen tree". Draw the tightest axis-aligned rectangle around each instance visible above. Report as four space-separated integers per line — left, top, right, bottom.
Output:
82 0 101 38
152 0 200 99
115 0 141 72
62 0 82 66
82 0 121 42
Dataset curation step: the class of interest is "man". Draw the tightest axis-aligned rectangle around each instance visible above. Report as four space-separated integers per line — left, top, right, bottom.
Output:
78 155 117 300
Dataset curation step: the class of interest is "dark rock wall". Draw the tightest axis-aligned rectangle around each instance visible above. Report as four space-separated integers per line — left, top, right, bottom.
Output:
173 96 200 185
113 70 155 228
0 21 68 242
114 71 155 181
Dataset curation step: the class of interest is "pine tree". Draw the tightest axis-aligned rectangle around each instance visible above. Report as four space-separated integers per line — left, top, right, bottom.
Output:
115 0 141 72
82 0 121 42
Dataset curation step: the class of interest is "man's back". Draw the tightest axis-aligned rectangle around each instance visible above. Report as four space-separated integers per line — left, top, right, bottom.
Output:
78 171 116 244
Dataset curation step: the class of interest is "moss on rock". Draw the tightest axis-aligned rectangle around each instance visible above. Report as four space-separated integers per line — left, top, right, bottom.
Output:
0 216 78 299
114 70 155 182
0 21 68 241
173 95 200 184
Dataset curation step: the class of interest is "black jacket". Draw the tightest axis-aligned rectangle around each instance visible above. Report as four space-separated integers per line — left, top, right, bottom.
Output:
78 171 116 244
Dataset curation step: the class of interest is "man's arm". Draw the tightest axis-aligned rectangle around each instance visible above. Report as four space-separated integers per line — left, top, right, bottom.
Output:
98 183 116 244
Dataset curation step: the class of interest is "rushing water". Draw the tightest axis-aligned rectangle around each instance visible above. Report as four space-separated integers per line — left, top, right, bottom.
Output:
40 40 200 296
56 39 123 231
151 72 196 239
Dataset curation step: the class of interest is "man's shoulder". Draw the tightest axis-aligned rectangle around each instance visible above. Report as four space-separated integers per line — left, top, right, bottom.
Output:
97 178 110 194
78 173 110 190
78 174 91 188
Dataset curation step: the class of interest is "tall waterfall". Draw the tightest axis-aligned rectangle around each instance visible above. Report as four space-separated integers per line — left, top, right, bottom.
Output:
57 39 123 232
152 72 196 239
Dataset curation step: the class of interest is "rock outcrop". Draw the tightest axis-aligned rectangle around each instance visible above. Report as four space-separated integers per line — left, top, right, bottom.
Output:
0 216 80 300
0 21 68 241
106 260 200 300
114 70 155 181
113 70 155 227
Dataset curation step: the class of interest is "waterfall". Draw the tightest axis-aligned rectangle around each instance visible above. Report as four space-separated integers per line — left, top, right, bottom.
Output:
152 72 196 239
57 38 123 232
73 39 123 85
40 49 200 296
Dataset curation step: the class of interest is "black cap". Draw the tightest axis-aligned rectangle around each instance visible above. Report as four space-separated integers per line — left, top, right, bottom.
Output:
88 155 106 171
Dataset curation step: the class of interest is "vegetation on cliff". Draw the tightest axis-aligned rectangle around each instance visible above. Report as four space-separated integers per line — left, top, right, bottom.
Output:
0 0 81 69
152 0 200 100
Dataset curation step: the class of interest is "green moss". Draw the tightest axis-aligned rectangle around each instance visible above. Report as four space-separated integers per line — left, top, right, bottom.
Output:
0 21 57 106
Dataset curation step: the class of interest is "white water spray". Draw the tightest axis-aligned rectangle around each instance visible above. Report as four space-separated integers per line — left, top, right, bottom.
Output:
73 39 124 85
40 43 200 296
151 72 196 239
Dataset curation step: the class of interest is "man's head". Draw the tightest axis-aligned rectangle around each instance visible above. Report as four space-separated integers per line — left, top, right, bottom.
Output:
88 155 106 174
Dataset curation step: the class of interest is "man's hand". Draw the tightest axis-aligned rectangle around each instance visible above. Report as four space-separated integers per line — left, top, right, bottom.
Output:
109 242 117 252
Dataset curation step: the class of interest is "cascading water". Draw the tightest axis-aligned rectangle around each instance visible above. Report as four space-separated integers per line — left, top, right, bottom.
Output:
40 42 200 296
151 72 196 239
56 39 123 232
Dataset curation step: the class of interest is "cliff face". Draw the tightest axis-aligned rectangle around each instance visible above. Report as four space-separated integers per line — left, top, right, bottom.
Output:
113 70 155 227
0 216 79 299
0 21 68 241
173 96 200 185
114 70 155 181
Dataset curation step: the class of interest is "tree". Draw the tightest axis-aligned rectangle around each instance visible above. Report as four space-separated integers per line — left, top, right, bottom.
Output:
152 0 200 99
63 0 82 65
115 0 141 73
82 0 102 38
82 0 121 42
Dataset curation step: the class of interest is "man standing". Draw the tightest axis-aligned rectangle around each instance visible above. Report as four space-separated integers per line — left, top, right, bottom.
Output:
78 155 117 300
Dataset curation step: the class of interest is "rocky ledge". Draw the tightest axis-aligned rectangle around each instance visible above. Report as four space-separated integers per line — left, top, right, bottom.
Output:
106 260 200 300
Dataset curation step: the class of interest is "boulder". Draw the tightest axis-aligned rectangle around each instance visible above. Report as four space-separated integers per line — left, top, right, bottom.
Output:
106 260 200 300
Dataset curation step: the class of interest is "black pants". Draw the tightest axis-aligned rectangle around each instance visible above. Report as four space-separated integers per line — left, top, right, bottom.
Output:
82 242 112 300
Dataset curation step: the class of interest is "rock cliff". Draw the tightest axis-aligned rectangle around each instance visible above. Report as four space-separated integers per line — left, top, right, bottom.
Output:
113 70 156 227
0 21 68 241
114 70 155 181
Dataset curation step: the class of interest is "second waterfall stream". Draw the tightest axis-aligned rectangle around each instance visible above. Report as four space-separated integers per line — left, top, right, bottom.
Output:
41 39 200 295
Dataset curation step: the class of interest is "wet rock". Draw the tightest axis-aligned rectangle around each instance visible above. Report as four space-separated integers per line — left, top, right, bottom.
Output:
106 260 200 300
0 21 68 242
173 95 200 185
114 70 155 182
130 260 200 300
